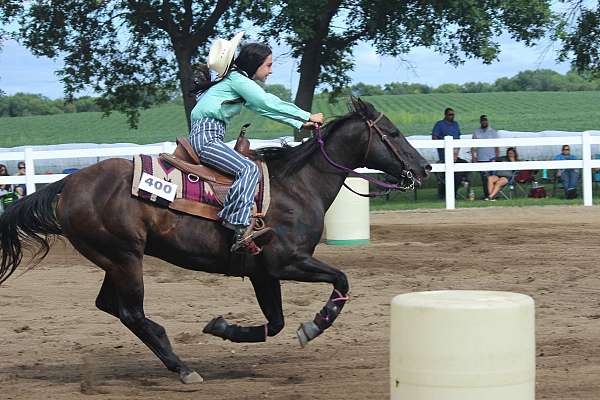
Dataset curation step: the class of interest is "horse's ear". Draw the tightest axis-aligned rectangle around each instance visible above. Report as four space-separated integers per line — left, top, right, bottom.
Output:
350 96 368 117
350 96 361 113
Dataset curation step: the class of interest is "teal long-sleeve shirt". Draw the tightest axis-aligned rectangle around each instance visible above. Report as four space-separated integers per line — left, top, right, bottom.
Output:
191 71 311 130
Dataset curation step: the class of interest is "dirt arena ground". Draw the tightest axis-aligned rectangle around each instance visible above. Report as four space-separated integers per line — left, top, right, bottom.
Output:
1 205 599 400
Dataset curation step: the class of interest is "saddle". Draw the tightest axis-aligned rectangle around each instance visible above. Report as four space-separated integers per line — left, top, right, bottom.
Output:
165 124 258 185
131 126 270 222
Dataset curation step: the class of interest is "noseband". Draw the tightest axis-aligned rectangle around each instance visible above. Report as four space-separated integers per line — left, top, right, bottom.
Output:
314 113 416 197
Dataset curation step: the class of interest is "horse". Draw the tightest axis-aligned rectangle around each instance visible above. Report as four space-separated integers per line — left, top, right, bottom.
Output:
0 97 430 384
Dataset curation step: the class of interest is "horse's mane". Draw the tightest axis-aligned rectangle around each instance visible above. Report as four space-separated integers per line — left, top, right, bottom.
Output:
255 97 376 177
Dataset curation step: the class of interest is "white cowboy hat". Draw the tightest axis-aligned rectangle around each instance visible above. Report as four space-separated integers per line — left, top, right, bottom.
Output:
207 31 245 78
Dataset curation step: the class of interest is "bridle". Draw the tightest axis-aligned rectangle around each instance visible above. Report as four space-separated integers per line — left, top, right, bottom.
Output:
314 112 417 197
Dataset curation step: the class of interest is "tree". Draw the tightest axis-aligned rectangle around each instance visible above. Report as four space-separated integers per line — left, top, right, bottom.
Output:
559 2 600 78
351 83 384 96
433 83 462 94
384 82 431 95
10 1 263 129
261 83 292 101
461 82 494 93
255 0 554 138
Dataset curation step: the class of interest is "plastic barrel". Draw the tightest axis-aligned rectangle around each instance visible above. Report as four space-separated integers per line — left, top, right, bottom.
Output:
324 177 369 245
390 290 535 400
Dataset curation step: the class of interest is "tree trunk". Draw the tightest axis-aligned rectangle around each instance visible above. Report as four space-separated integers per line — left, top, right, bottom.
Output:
293 43 322 141
175 48 195 132
293 0 342 141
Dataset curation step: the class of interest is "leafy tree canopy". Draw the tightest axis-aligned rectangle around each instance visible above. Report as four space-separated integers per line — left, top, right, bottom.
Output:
254 0 555 116
559 0 600 78
5 0 263 128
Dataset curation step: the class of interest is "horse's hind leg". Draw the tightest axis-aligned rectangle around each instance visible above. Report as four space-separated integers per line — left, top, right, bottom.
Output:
95 265 203 384
203 273 284 342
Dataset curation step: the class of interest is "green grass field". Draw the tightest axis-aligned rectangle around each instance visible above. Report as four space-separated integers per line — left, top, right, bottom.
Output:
369 186 598 210
1 91 600 148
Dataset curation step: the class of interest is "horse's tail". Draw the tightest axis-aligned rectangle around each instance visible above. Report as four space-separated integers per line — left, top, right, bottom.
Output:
0 178 67 285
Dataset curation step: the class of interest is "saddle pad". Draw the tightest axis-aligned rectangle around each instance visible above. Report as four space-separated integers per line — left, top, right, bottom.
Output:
131 154 270 221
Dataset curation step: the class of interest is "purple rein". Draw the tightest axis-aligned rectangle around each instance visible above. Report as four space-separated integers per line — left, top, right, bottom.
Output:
313 124 415 197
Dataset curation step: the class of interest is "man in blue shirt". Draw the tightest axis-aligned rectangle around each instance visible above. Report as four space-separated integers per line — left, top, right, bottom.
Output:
432 108 462 199
432 107 461 162
554 144 579 199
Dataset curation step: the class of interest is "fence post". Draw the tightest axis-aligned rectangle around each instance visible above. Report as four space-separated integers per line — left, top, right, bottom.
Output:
24 147 36 195
582 133 592 206
444 136 455 210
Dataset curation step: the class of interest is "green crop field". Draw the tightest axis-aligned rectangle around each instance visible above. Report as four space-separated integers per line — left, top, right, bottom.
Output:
1 91 600 148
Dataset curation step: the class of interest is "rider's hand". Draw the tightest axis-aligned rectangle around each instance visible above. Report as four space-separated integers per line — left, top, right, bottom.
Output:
301 121 317 130
309 113 324 124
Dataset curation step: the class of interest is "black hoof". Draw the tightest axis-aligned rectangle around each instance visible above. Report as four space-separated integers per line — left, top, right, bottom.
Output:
203 316 229 340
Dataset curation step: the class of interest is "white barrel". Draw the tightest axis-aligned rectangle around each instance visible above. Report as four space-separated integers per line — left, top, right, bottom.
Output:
390 290 535 400
324 177 369 245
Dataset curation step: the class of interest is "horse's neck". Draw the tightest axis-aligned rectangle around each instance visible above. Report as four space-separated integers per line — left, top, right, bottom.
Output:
294 121 366 212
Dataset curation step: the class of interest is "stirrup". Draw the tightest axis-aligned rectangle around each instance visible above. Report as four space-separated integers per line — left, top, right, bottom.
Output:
229 220 272 255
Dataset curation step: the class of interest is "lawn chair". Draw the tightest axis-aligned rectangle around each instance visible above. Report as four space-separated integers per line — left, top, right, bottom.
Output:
0 192 18 214
496 169 537 200
434 158 472 200
511 169 537 197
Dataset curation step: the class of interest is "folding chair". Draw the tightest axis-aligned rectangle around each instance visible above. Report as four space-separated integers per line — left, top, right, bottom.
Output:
434 158 472 200
435 173 468 200
0 192 18 214
496 173 516 200
511 169 537 197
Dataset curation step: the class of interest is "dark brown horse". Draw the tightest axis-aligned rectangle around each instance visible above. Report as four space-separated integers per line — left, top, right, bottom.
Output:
0 98 430 383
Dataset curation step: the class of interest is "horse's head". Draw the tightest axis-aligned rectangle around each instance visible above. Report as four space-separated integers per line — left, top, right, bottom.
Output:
350 97 431 187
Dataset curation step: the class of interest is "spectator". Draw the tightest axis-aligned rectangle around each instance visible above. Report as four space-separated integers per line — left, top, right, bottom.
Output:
0 164 9 193
554 144 579 199
486 147 518 201
432 107 461 162
471 115 500 198
13 161 26 198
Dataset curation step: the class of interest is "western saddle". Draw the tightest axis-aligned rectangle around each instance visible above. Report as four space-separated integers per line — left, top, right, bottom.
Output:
160 125 258 183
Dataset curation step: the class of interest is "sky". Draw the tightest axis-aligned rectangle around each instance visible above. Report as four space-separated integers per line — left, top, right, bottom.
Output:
0 11 572 99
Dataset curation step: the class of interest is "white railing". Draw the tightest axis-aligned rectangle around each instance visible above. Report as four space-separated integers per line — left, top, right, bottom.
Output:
0 133 598 210
419 133 599 209
361 132 600 209
0 142 176 195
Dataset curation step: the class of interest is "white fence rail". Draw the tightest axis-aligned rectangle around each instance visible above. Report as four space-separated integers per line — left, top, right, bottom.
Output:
0 142 176 195
0 133 598 210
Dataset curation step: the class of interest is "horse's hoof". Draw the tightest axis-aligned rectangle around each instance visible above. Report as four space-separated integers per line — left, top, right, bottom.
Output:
296 321 321 348
203 316 228 339
180 370 204 384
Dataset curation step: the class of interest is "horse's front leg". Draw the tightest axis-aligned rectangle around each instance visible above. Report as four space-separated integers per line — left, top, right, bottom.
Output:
203 273 284 342
273 257 349 347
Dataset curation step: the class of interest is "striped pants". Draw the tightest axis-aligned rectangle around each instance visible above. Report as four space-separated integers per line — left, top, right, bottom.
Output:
189 118 259 226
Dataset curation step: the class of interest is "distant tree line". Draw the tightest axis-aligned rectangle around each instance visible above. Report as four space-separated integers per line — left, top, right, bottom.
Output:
339 69 600 96
0 93 101 117
0 84 292 118
2 69 600 118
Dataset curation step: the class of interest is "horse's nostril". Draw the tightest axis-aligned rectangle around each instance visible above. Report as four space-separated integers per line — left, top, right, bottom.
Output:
425 164 432 173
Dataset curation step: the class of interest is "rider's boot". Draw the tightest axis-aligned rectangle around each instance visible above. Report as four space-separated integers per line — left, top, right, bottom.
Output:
222 219 271 254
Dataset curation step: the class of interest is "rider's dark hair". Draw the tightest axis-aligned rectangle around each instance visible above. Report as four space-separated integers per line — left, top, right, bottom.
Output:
190 43 271 99
234 43 272 78
190 63 217 99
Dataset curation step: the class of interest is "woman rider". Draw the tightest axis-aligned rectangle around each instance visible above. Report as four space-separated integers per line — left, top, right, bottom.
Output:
190 32 324 253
